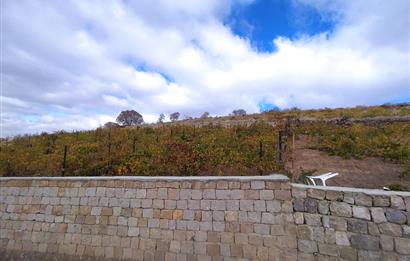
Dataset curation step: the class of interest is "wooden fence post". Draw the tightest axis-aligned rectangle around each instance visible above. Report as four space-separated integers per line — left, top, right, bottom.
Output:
61 145 67 177
259 141 263 159
132 137 137 153
277 131 283 162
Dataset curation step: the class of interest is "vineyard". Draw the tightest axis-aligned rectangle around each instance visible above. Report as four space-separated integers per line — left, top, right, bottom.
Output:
298 122 410 163
1 104 409 179
0 123 285 177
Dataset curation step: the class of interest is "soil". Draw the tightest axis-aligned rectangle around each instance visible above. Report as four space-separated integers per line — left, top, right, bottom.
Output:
286 135 410 190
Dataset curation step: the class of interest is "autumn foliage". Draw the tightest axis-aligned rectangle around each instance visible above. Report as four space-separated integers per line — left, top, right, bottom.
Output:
0 123 282 177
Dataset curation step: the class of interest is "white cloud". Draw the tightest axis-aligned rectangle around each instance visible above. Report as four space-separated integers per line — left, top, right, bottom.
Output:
1 0 409 137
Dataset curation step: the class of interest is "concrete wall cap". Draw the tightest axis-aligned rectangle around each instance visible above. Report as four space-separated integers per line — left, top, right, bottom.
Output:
0 174 289 182
291 183 410 197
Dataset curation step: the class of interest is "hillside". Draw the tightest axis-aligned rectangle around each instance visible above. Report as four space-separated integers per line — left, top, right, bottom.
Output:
1 103 409 190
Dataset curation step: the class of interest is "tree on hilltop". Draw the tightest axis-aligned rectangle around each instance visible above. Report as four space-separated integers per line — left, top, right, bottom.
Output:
170 112 180 122
116 110 144 126
200 112 210 118
231 109 246 116
157 113 165 123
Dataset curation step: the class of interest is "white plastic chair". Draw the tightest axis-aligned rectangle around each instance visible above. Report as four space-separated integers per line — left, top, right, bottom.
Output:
306 172 339 186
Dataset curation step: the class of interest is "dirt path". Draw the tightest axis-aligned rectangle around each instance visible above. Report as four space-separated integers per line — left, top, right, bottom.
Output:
287 135 409 190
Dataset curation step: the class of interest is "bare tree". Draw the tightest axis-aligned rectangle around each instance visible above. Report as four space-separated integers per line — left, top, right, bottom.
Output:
231 109 247 116
200 112 210 119
116 110 144 126
169 112 180 122
157 113 165 123
103 122 120 128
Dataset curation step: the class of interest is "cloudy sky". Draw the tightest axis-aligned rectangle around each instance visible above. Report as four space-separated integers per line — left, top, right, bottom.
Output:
1 0 409 137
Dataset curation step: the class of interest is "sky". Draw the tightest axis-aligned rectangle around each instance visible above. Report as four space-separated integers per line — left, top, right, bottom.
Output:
1 0 409 137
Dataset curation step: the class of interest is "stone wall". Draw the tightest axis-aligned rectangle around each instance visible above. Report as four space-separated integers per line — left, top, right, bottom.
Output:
292 184 410 260
0 176 296 260
0 176 409 260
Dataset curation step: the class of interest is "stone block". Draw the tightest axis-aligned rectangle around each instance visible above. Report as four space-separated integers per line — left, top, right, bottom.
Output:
128 217 138 226
226 200 239 211
153 199 164 209
403 224 410 238
261 212 274 224
270 224 286 236
211 200 226 211
405 197 410 212
291 187 307 199
230 244 243 257
243 244 257 259
183 210 194 220
254 224 270 235
343 192 355 204
304 213 321 226
368 222 380 236
386 208 407 224
373 195 390 207
318 243 339 256
318 200 329 215
394 237 410 255
254 200 266 211
297 253 315 261
85 188 96 197
281 201 293 212
213 221 225 232
164 200 176 209
347 219 368 234
352 206 371 220
91 207 102 216
128 227 139 237
340 246 357 261
298 239 318 253
251 181 265 190
293 198 305 212
354 193 372 207
260 190 274 200
239 200 253 211
380 235 394 251
325 190 343 201
330 202 352 217
294 212 304 224
275 190 291 200
307 189 325 200
192 242 206 255
390 196 405 210
379 223 403 238
224 211 238 222
207 244 220 256
357 250 381 260
304 198 318 213
297 225 313 240
245 190 259 199
180 241 194 254
350 234 380 251
336 231 350 246
370 207 386 223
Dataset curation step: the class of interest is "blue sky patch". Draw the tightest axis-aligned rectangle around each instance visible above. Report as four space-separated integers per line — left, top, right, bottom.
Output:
258 100 280 112
125 58 174 83
226 0 336 52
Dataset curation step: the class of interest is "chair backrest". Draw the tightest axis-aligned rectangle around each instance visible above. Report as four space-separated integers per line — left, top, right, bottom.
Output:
304 176 315 185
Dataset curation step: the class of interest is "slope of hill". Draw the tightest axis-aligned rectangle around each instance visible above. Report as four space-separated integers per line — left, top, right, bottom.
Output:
1 104 409 190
